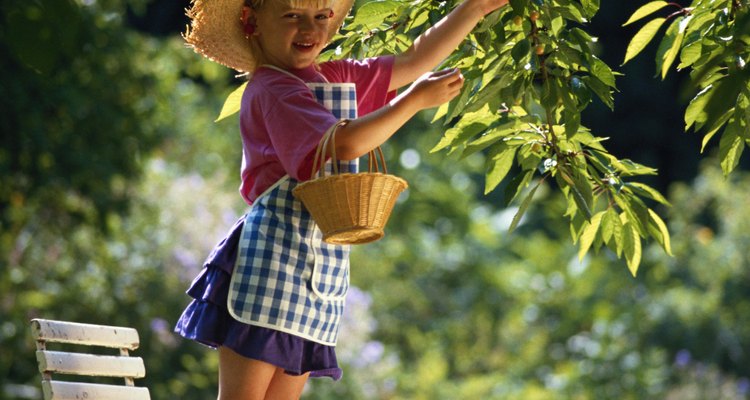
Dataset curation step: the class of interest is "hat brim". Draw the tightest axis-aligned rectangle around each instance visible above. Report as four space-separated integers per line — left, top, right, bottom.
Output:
185 0 353 73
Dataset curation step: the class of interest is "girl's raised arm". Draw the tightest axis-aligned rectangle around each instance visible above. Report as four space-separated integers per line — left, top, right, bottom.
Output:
389 0 508 91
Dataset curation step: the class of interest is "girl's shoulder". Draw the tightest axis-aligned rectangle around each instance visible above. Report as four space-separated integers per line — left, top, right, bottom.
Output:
247 68 312 100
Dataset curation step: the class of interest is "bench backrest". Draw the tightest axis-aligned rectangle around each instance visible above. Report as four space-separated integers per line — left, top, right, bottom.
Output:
31 318 151 400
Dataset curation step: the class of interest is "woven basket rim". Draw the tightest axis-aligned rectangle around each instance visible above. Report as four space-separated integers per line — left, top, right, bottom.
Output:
294 172 409 190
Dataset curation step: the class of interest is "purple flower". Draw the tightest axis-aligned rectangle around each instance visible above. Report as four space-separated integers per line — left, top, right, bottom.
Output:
150 318 169 333
674 349 691 368
737 377 750 396
361 341 385 365
350 341 385 368
346 287 372 309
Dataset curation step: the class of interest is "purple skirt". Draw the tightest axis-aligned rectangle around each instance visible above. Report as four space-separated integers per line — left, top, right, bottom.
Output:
174 217 342 380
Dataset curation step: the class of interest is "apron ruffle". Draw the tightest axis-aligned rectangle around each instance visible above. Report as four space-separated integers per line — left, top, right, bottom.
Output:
174 217 342 380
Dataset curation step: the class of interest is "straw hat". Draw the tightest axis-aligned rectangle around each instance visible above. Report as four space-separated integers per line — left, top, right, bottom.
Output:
184 0 354 73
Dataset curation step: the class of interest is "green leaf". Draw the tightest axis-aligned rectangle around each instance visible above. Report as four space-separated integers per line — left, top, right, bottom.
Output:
215 82 247 122
444 79 477 126
581 76 614 110
623 18 667 65
485 145 518 194
614 213 627 256
719 117 745 176
553 4 585 23
431 104 495 153
590 56 617 88
570 27 596 50
564 110 581 138
511 39 532 63
462 120 522 159
504 170 534 206
578 211 604 261
351 0 400 29
702 76 742 138
677 40 703 70
647 208 672 256
572 169 594 218
558 167 593 218
509 0 529 16
656 15 691 79
626 182 670 205
600 208 620 245
464 72 516 114
622 1 669 26
509 179 542 232
580 0 600 18
541 79 559 109
676 11 715 69
685 85 711 131
614 193 650 235
612 158 658 176
623 222 642 277
551 15 565 35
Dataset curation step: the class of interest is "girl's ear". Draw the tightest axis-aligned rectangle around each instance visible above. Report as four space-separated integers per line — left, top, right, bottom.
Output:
240 6 253 25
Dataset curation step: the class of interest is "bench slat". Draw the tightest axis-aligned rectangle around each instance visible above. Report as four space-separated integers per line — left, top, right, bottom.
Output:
42 381 150 400
31 319 140 350
37 350 146 378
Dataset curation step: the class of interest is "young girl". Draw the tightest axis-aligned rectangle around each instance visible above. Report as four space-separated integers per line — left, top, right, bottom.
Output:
176 0 508 398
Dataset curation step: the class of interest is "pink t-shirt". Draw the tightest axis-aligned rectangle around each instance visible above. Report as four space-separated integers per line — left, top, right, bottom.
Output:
238 56 396 205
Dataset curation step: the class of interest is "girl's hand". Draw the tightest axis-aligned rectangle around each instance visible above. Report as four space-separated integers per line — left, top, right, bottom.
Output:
405 68 465 110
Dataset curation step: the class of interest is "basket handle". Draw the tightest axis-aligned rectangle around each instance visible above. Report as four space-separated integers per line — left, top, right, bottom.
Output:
311 120 344 178
310 121 391 178
368 147 388 174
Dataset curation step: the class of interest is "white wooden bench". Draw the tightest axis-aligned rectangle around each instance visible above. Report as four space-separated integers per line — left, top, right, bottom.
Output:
31 318 151 400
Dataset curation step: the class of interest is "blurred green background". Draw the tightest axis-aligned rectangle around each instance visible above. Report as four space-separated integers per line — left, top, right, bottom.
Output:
2 0 749 399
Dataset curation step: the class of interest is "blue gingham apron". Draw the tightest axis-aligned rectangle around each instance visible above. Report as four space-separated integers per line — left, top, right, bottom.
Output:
228 66 358 346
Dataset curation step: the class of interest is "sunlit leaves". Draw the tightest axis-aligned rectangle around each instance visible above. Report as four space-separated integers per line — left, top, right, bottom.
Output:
398 0 670 275
655 15 691 79
577 210 603 261
719 115 746 176
485 143 519 194
623 18 666 65
623 0 750 175
431 104 497 153
622 222 642 276
647 208 672 256
622 1 669 27
350 0 402 29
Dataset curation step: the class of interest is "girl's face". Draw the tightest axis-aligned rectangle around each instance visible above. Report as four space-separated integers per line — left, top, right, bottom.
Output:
253 1 334 70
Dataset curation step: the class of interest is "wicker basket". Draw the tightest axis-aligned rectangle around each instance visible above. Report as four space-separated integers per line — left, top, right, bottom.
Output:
293 122 408 245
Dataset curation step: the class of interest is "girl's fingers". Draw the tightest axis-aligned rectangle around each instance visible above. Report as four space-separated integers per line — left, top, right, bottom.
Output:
448 72 464 86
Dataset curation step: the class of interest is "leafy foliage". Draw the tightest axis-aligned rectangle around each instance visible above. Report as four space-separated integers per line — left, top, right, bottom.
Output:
1 0 167 249
322 0 672 275
624 0 750 176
